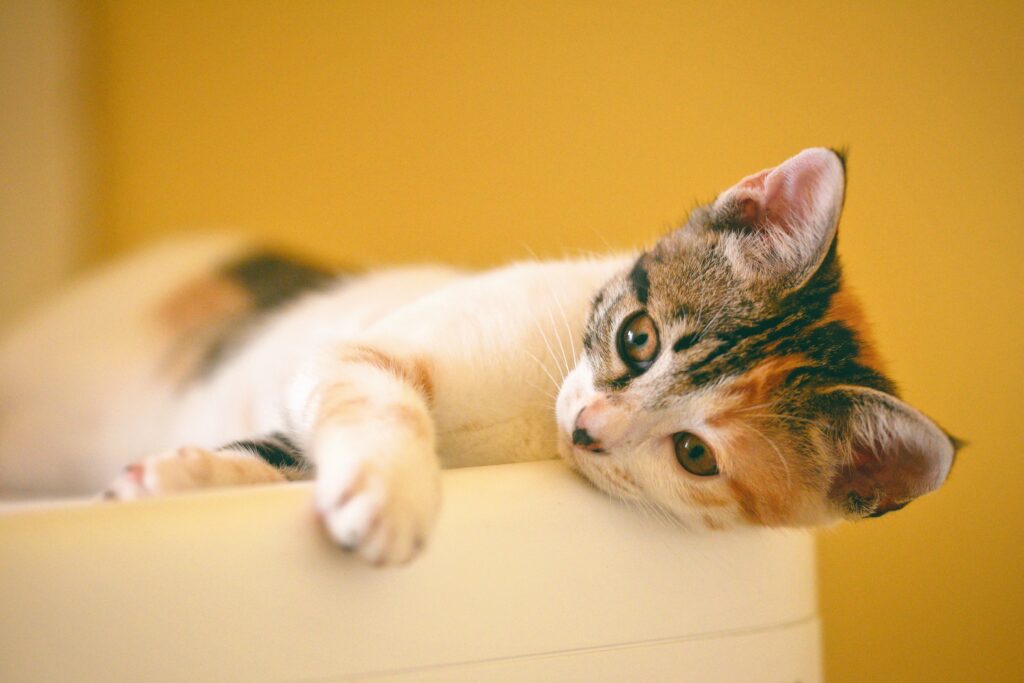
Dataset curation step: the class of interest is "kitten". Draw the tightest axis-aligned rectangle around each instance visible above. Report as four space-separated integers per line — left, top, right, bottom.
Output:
0 148 958 564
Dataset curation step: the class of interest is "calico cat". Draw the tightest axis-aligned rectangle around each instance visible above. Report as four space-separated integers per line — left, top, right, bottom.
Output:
0 148 958 565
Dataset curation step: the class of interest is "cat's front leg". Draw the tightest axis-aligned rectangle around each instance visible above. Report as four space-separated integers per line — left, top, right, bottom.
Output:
305 345 440 566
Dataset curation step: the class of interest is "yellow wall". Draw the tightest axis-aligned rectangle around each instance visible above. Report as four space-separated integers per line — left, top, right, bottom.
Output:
86 2 1022 680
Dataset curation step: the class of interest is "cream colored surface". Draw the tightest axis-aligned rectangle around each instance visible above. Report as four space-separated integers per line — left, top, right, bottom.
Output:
0 460 819 682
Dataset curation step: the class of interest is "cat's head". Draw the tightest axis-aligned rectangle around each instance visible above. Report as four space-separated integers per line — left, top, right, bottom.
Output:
556 148 959 528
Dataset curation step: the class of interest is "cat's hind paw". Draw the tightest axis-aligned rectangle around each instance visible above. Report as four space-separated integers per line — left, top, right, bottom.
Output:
102 446 285 500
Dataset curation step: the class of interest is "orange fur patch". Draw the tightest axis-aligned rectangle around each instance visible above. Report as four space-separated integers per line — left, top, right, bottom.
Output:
727 478 764 524
384 404 432 440
684 487 730 508
317 385 431 440
727 467 792 525
702 514 724 530
317 346 435 440
338 345 434 404
709 354 809 427
154 274 254 383
317 387 371 418
156 275 252 335
613 466 637 486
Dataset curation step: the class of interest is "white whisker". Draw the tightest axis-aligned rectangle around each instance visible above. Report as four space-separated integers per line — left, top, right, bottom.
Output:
523 380 558 400
700 305 726 339
522 348 562 393
731 401 776 415
529 310 567 381
549 287 578 369
544 304 571 380
740 413 820 427
520 244 570 379
589 226 613 252
739 422 792 488
523 241 578 379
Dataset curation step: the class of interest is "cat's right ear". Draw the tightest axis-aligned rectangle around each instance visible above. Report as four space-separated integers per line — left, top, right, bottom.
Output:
823 386 960 519
709 147 846 288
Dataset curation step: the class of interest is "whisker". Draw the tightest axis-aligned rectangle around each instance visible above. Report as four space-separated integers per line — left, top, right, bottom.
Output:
540 282 578 378
741 412 821 427
529 310 567 381
589 226 613 252
731 401 776 415
523 379 559 403
549 287 579 369
519 243 542 265
544 304 571 380
524 242 573 378
568 247 604 260
522 348 562 393
639 498 683 529
739 422 792 488
699 305 726 339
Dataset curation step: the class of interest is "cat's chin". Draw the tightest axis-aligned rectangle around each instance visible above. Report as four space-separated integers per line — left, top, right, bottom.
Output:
555 436 581 471
556 439 641 503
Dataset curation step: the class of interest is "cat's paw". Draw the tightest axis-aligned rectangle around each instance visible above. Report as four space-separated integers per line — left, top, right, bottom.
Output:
314 431 441 566
103 447 209 500
102 446 284 500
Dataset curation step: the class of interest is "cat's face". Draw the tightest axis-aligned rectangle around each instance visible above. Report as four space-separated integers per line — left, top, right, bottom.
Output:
556 148 958 529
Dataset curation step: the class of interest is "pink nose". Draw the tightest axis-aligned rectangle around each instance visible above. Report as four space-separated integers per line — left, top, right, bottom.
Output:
572 408 605 453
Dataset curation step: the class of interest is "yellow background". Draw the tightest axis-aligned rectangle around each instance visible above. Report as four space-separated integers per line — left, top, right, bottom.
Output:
82 2 1022 680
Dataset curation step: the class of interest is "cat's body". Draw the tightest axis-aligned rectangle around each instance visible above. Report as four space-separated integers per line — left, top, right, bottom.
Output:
0 149 958 565
0 236 620 491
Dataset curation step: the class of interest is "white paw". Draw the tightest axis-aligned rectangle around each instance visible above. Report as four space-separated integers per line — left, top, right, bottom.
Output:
314 432 441 566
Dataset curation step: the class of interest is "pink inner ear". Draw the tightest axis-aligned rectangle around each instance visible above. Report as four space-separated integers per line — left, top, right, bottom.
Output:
833 438 942 518
841 447 911 515
723 148 844 234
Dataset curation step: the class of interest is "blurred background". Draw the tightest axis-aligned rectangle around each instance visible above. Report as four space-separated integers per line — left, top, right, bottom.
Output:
1 1 1021 680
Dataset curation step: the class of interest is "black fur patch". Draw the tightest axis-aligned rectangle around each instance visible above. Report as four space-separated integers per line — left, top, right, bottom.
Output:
681 249 894 394
223 252 335 312
628 257 650 305
672 333 700 352
192 251 338 380
608 372 633 390
224 432 307 471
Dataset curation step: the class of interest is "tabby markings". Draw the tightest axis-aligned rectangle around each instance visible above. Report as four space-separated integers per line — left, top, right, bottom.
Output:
628 257 650 305
157 251 337 383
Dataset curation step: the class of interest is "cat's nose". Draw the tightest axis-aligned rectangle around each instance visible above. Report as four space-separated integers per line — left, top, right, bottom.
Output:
572 411 605 453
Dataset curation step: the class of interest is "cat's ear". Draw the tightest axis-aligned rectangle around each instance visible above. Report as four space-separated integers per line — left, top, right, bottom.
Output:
824 387 959 519
710 147 846 286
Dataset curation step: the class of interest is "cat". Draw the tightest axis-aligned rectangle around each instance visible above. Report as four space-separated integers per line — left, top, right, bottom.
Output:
0 148 958 565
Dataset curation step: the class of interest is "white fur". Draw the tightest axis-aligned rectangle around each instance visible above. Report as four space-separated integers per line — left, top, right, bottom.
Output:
0 235 249 493
0 237 628 526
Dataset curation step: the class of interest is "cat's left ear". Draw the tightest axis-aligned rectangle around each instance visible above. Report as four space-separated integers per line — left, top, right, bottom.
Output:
711 147 846 287
824 387 959 519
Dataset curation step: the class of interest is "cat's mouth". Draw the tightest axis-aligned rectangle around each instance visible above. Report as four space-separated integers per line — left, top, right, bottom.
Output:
558 437 643 500
556 433 597 469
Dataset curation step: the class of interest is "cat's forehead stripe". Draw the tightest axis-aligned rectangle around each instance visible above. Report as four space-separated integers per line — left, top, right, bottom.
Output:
628 256 650 305
685 304 893 396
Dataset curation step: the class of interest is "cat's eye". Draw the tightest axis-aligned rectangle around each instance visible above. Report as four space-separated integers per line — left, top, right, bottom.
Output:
617 312 660 372
673 432 718 477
